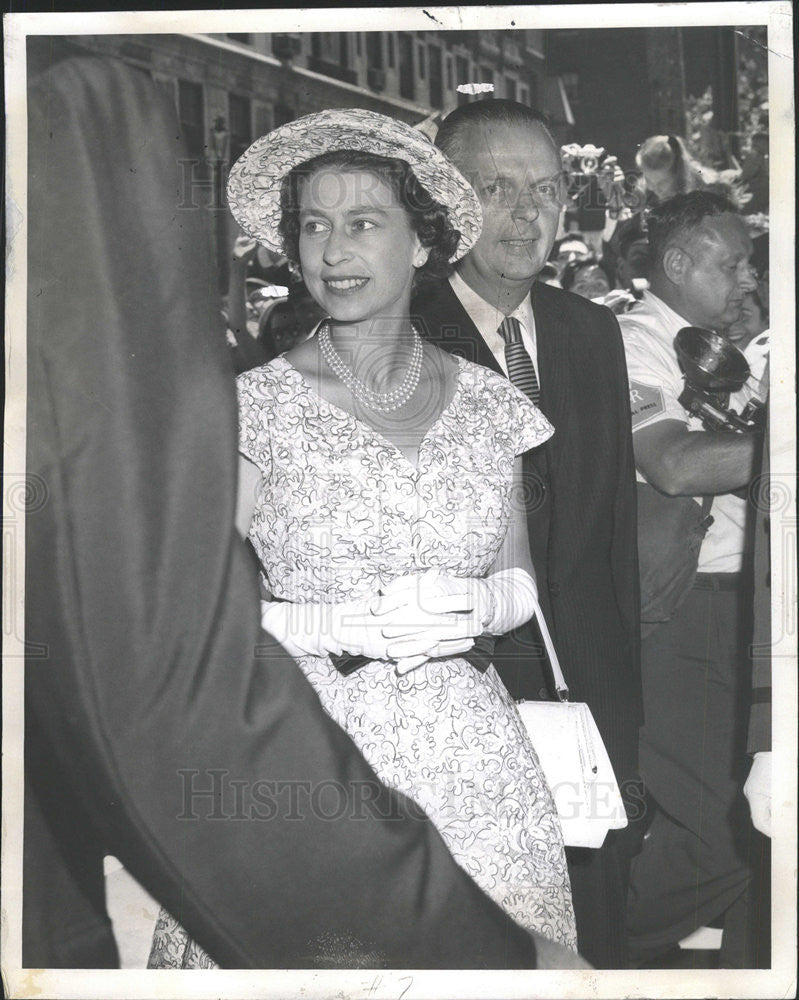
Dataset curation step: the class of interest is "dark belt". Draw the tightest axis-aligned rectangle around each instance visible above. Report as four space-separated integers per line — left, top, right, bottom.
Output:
331 633 496 676
693 572 743 592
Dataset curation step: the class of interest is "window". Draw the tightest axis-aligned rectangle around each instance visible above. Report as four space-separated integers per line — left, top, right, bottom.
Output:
177 79 205 160
398 33 414 100
446 56 453 90
271 33 302 60
226 33 252 45
528 74 539 109
311 33 340 61
519 86 529 105
481 65 494 92
309 33 356 83
418 44 426 79
254 105 273 136
228 93 252 164
505 76 517 101
356 33 362 56
428 45 443 108
366 33 383 69
339 34 350 68
387 33 395 68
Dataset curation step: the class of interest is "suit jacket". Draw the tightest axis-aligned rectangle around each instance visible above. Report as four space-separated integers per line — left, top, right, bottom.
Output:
20 56 544 973
413 279 643 781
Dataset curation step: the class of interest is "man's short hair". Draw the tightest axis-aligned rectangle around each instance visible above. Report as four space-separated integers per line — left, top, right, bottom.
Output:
616 214 649 259
434 99 555 169
647 190 739 268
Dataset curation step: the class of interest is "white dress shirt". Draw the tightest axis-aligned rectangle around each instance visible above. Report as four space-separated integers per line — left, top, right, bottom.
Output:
449 271 540 384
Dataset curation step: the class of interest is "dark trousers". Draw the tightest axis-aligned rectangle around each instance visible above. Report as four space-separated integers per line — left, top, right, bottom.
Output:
627 574 768 967
567 834 632 968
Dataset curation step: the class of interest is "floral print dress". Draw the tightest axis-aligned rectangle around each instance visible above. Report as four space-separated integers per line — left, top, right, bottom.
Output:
148 355 576 967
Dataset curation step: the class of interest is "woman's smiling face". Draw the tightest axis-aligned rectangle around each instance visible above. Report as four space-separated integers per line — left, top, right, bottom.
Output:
298 168 426 325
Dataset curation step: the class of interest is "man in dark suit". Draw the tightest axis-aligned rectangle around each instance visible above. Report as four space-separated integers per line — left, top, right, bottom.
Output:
19 57 588 976
413 100 642 968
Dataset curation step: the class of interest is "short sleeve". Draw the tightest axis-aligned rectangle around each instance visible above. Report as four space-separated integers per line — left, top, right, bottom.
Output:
619 318 689 431
490 376 554 455
511 387 554 454
236 367 274 476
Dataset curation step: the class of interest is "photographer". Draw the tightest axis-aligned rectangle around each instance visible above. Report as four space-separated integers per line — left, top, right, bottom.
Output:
618 192 766 967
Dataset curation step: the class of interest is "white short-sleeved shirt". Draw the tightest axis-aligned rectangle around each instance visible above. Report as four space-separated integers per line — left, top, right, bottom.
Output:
618 290 747 573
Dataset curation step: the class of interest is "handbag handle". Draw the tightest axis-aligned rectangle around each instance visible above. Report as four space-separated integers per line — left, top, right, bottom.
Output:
531 597 570 702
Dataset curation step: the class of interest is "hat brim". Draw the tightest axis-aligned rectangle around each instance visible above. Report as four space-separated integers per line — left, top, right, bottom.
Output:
226 108 482 263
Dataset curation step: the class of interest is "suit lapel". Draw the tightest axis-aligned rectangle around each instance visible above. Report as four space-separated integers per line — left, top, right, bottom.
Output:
417 281 573 462
413 281 504 377
532 281 574 482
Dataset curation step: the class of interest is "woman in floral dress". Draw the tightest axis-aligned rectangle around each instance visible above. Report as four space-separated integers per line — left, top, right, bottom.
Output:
149 109 575 968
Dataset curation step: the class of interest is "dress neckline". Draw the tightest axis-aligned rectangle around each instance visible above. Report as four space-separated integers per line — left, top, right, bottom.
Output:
275 354 465 474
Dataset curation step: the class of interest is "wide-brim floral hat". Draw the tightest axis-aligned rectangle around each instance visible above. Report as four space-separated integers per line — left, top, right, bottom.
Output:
226 108 482 262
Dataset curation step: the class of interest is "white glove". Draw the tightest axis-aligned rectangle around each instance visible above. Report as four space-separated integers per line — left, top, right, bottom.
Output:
261 589 477 663
743 751 772 838
478 567 538 635
382 568 538 673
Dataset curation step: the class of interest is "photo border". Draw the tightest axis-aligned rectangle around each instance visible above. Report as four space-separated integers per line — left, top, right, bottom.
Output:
3 4 795 998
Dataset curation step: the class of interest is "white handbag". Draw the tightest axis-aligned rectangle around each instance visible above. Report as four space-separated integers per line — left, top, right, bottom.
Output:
516 600 628 849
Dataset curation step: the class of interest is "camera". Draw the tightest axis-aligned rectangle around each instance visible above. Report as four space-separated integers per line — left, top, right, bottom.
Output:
675 327 765 433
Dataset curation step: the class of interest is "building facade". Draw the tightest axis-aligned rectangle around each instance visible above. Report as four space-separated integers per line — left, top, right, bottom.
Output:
33 30 562 285
30 26 749 285
41 30 552 162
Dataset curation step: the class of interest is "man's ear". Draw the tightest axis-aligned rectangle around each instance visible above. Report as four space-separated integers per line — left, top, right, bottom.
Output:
662 246 688 285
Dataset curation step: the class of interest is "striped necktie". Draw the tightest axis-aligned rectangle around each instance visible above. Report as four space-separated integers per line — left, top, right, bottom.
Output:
498 316 540 405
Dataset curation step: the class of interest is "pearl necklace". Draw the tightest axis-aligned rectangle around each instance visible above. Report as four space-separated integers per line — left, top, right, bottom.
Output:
318 322 424 413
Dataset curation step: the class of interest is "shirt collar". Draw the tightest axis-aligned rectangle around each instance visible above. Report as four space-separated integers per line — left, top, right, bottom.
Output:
639 289 694 334
449 270 536 345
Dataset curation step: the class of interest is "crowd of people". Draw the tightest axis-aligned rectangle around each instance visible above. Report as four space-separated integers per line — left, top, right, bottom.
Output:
226 129 770 381
23 51 772 979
